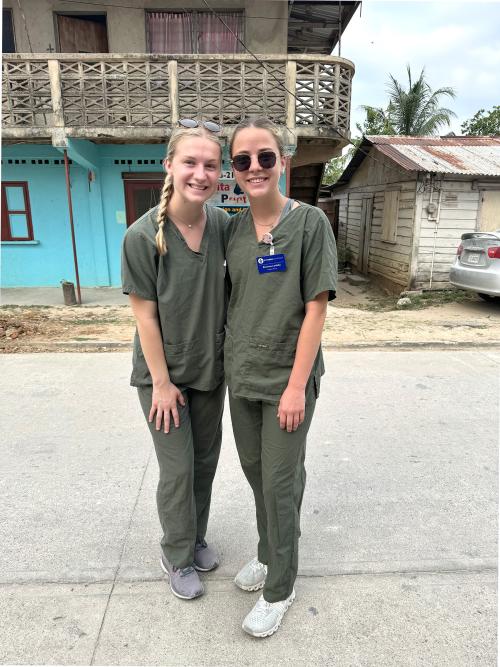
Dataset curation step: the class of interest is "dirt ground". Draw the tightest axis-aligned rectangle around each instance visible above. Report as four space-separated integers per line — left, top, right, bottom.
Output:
1 278 499 353
325 278 500 348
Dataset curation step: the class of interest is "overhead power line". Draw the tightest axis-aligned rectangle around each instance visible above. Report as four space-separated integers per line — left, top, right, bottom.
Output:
60 0 346 23
16 0 34 53
55 0 401 179
199 0 398 178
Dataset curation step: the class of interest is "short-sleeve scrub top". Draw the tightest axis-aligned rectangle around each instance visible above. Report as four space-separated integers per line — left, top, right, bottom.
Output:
122 204 229 390
224 202 338 403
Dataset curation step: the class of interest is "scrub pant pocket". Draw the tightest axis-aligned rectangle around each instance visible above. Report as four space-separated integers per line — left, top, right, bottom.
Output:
229 380 316 603
137 381 225 568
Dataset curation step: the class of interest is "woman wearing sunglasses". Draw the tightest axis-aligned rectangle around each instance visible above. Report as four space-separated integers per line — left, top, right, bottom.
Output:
122 120 228 601
225 117 337 637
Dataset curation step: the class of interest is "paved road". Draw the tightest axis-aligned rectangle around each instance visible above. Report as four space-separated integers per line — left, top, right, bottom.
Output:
0 350 497 665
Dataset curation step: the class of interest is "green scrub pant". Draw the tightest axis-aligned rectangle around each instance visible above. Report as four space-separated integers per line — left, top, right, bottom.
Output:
229 381 316 603
137 382 225 569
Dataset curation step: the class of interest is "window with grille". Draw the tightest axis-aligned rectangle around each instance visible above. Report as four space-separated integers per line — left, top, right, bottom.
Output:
147 11 244 54
1 182 34 241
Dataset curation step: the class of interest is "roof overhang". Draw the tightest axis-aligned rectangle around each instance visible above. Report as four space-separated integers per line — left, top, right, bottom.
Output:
287 1 361 54
329 136 373 189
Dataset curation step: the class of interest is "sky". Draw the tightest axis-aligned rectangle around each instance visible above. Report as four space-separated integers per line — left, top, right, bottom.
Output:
337 0 500 138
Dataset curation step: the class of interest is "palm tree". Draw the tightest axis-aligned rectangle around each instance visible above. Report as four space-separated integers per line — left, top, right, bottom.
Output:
361 66 457 136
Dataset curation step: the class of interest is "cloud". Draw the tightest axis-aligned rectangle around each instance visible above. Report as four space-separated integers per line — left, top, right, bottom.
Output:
341 1 500 134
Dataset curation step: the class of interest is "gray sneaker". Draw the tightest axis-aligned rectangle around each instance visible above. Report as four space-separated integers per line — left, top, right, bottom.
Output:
193 537 219 572
234 557 267 591
160 554 204 600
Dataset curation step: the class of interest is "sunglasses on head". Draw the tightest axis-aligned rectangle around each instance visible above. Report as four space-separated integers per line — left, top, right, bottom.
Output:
230 151 277 172
178 118 221 133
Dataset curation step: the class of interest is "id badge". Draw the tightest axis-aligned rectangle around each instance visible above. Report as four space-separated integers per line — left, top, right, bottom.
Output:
256 254 287 274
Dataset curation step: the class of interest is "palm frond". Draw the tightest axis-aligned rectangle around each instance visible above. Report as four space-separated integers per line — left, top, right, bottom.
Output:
383 66 457 135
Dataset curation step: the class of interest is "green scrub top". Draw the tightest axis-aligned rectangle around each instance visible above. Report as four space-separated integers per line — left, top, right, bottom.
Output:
224 202 337 403
122 204 229 390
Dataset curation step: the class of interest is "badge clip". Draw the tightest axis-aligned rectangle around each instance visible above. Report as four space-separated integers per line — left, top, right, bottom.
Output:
262 232 275 255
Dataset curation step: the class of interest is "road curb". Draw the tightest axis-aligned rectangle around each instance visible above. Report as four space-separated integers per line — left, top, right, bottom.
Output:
12 341 133 350
322 341 500 350
11 340 500 352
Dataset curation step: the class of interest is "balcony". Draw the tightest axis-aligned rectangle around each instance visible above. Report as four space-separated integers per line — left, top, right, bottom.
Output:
2 53 354 146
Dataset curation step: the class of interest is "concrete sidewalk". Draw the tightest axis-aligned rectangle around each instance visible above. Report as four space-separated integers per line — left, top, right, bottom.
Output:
0 350 497 665
0 281 358 308
1 287 128 307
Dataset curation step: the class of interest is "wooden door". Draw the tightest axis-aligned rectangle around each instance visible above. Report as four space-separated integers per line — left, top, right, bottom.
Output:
124 180 163 227
357 195 373 274
58 15 108 53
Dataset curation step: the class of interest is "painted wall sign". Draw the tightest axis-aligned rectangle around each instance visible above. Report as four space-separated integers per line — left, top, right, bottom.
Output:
208 156 249 214
209 179 249 208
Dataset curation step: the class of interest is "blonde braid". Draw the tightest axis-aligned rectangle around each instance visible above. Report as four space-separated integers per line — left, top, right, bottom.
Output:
155 173 173 256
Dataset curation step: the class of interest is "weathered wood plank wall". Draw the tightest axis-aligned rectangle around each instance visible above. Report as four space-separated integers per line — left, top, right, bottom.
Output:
415 181 481 289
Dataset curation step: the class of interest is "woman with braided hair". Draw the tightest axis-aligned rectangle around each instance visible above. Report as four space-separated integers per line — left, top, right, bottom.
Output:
122 121 228 600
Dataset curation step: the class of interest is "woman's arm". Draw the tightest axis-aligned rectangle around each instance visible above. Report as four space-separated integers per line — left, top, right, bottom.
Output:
129 293 185 433
277 291 329 432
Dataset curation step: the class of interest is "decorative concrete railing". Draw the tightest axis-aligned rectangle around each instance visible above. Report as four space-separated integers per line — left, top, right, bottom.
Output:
2 54 354 141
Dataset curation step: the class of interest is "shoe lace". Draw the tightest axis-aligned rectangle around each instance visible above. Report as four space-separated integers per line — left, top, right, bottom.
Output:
252 597 272 618
250 558 265 572
173 565 196 577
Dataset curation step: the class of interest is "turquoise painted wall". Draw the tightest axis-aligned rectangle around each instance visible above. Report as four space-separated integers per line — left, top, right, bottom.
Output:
1 146 96 287
2 142 287 287
2 144 165 287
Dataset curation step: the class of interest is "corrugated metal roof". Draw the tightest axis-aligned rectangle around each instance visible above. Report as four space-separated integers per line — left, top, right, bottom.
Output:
367 135 500 176
330 136 500 189
368 136 500 146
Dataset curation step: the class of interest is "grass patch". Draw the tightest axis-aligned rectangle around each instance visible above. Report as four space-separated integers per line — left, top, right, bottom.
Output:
353 288 477 312
356 296 400 312
401 289 477 310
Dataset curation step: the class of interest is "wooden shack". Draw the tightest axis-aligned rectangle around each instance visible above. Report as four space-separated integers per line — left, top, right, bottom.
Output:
328 136 500 291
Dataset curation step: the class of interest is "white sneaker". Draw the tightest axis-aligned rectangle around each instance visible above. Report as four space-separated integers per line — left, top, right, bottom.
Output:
242 589 296 638
234 557 267 591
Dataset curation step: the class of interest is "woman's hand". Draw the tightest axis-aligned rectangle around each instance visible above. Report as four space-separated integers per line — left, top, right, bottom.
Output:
149 381 186 433
277 384 305 432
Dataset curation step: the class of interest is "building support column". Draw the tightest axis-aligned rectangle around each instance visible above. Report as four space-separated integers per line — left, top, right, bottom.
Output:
63 149 82 304
53 135 111 286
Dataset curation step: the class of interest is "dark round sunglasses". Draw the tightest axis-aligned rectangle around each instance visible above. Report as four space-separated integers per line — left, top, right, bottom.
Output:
178 118 221 133
231 151 277 172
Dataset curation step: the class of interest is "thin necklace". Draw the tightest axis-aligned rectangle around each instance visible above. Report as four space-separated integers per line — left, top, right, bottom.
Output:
169 209 205 229
254 199 289 241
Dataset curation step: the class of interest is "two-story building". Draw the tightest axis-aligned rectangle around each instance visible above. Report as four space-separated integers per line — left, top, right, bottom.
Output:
2 1 359 288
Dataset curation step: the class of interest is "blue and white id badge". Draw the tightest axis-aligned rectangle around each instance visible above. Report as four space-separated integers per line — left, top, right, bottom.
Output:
257 231 287 273
256 253 287 273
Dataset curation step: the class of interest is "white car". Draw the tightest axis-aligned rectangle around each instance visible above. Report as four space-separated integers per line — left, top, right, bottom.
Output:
449 231 500 300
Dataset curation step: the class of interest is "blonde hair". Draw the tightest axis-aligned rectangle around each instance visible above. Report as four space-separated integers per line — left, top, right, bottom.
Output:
229 116 287 159
155 126 222 255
